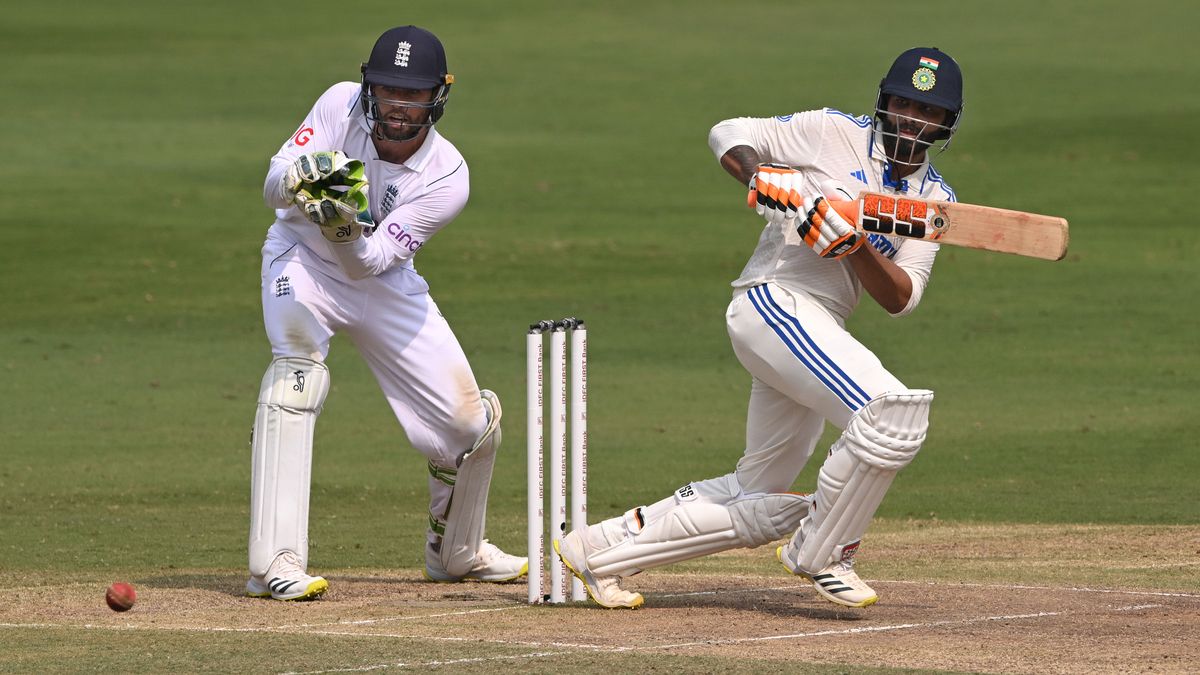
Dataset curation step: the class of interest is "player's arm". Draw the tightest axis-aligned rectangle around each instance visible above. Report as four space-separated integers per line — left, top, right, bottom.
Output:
845 244 914 315
710 113 825 224
851 189 947 315
718 145 762 185
708 113 822 184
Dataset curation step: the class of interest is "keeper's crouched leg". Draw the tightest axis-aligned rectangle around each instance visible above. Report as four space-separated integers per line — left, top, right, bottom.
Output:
424 390 528 582
247 357 331 601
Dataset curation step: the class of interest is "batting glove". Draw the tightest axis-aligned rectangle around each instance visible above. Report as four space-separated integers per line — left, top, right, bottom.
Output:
747 163 805 224
280 151 367 204
798 195 863 259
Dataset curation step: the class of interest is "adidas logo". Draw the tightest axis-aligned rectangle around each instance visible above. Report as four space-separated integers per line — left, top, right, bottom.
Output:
268 577 300 594
850 169 868 185
812 573 855 595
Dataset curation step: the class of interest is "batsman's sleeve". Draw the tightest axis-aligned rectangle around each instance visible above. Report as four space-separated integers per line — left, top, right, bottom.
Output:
707 110 825 165
886 239 938 317
263 82 359 210
327 163 470 280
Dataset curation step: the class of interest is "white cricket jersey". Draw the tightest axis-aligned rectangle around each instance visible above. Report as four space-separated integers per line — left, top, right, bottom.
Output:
708 109 956 320
261 82 468 281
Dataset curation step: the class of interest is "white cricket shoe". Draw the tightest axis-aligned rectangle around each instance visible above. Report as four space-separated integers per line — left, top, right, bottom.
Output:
246 551 329 601
424 539 529 583
554 530 643 609
777 541 878 608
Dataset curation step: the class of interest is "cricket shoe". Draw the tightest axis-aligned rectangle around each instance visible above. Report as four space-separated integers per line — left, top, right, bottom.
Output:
776 540 878 608
554 530 643 609
424 539 529 583
245 551 329 601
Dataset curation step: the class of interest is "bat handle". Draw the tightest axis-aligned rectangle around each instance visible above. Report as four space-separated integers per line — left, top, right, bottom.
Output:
827 198 861 226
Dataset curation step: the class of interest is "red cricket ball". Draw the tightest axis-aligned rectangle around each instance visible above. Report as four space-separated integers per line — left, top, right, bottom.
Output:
105 582 137 612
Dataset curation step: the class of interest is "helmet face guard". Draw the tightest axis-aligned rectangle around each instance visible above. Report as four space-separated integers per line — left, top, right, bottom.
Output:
873 47 963 166
360 77 452 142
872 101 959 167
359 26 453 143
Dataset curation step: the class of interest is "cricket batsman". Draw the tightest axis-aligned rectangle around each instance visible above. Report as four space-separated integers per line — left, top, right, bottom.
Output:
246 25 526 601
556 47 964 609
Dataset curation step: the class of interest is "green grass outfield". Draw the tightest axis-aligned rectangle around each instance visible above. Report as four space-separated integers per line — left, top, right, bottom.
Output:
1 0 1197 669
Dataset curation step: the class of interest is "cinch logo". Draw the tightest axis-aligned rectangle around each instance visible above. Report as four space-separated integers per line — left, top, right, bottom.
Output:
386 222 424 252
394 41 411 67
291 126 313 147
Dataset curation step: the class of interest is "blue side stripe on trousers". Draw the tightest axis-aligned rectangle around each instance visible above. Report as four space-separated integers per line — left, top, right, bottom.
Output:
747 285 870 411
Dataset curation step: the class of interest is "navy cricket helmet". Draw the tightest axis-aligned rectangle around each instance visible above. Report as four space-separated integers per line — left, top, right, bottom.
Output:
360 26 455 140
874 47 964 156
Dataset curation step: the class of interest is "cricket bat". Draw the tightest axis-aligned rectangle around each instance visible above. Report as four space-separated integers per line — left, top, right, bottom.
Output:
828 192 1070 261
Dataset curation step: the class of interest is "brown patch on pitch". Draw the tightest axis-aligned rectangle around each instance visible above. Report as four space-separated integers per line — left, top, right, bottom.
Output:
0 523 1196 673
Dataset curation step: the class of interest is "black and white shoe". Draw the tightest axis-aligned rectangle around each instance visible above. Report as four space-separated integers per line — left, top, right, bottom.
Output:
777 541 878 608
246 551 328 601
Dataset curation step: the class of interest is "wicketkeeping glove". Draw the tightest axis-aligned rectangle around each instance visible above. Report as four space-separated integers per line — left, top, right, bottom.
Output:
294 181 372 242
279 151 367 204
798 195 863 259
747 163 805 224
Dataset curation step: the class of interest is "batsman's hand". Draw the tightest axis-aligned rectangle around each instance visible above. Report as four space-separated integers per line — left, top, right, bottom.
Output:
798 195 863 259
747 163 805 224
280 151 367 204
294 181 372 243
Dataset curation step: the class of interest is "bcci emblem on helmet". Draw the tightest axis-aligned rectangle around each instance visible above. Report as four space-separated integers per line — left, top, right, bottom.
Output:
911 67 936 92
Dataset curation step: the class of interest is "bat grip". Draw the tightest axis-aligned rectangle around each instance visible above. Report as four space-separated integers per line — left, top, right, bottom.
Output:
828 198 861 225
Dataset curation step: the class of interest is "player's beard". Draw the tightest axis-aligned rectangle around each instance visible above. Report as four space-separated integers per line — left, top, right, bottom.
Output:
879 116 937 166
373 107 432 143
375 117 423 143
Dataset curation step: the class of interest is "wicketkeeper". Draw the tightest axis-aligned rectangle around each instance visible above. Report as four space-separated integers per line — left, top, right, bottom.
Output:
246 25 526 601
556 47 964 609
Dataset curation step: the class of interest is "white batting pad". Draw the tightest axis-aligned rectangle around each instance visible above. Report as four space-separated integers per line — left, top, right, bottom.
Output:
586 473 811 577
435 389 502 577
791 389 933 574
248 357 330 577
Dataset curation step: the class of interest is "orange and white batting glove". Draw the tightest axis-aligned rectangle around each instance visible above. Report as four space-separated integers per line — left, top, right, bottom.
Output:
798 195 863 259
747 163 805 224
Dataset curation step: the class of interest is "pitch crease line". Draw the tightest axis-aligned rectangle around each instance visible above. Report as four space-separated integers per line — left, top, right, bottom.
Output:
264 605 520 629
282 650 571 675
877 579 1200 599
283 604 1164 673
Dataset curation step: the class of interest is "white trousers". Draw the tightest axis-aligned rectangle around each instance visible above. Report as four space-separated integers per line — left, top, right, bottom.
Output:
260 244 486 542
726 283 905 494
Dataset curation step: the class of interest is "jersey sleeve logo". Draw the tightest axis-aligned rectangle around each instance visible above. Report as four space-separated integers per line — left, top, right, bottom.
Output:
290 126 314 147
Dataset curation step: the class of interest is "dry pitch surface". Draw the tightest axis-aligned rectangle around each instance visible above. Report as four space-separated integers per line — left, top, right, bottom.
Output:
2 522 1196 673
